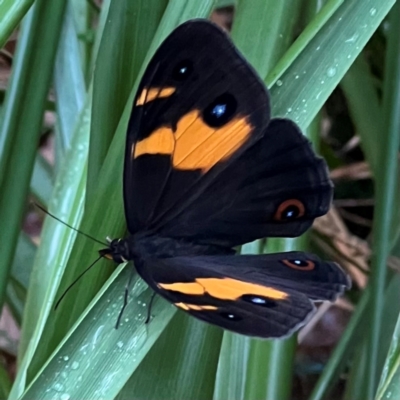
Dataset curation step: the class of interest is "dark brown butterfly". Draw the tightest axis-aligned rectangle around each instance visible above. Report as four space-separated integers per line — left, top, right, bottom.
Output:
101 19 350 338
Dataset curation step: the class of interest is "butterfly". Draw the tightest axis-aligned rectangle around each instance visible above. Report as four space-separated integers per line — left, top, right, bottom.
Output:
101 19 350 338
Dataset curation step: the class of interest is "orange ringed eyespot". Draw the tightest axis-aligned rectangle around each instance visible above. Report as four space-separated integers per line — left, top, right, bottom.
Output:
282 259 315 271
273 199 305 221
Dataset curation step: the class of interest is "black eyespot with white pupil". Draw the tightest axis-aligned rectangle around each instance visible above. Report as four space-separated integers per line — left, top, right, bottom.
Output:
283 206 300 219
241 294 277 308
203 93 237 128
220 312 242 321
293 260 307 266
274 199 305 221
282 259 315 271
172 60 193 81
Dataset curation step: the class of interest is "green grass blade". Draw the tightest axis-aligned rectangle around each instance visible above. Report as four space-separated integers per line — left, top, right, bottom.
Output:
309 289 370 400
88 0 111 77
340 55 382 174
376 313 400 400
215 0 236 8
268 0 395 128
0 362 12 400
0 0 67 315
0 0 33 48
69 0 91 81
214 333 251 400
7 231 35 324
344 339 369 400
117 313 223 400
266 0 343 87
376 275 400 375
31 154 53 206
6 232 34 325
19 268 176 400
14 2 109 389
11 233 36 291
10 101 91 400
244 337 296 400
54 0 86 152
87 0 168 197
365 1 400 396
232 0 302 79
6 278 26 327
0 7 33 190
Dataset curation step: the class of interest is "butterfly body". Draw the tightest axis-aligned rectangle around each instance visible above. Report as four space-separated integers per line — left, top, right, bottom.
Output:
101 19 350 338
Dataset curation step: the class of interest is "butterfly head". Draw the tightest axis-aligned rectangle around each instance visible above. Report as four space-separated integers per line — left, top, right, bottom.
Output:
99 237 131 264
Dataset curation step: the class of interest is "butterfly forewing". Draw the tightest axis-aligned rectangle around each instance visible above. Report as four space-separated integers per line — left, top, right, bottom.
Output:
124 20 270 236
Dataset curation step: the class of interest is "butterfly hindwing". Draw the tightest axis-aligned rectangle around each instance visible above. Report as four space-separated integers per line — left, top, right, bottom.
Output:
124 20 271 235
136 252 350 338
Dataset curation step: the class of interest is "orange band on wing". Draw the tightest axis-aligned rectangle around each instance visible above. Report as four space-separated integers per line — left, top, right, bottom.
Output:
133 128 175 158
133 110 253 172
175 303 218 311
172 111 252 171
136 87 176 106
159 277 288 301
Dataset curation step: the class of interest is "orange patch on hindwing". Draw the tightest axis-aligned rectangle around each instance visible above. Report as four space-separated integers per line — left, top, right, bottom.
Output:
158 278 288 301
175 303 218 311
133 110 253 172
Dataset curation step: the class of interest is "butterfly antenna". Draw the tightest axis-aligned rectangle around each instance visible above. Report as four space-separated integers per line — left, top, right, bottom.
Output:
54 255 103 309
34 202 108 246
115 266 137 329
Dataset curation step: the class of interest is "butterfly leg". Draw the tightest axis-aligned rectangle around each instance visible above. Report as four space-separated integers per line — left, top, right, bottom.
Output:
115 265 136 329
145 292 156 324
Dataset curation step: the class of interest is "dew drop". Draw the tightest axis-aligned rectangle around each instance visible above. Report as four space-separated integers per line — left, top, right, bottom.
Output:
63 356 69 361
61 394 71 400
53 383 64 392
276 79 283 87
71 361 80 370
370 8 377 16
327 67 337 77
